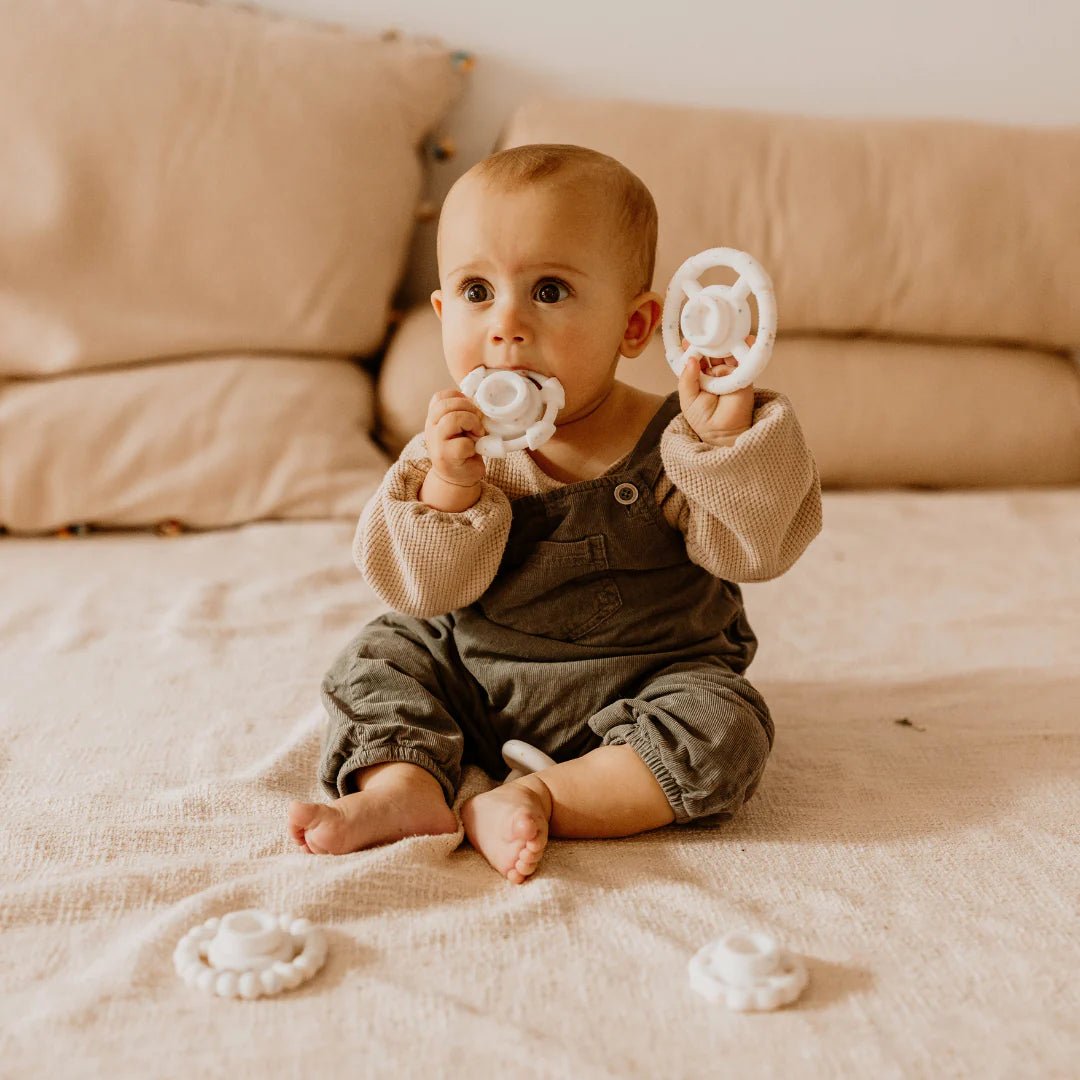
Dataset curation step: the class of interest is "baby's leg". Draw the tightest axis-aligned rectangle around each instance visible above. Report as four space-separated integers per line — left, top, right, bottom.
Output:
462 658 772 882
587 659 774 827
289 760 457 855
460 744 673 883
288 614 474 855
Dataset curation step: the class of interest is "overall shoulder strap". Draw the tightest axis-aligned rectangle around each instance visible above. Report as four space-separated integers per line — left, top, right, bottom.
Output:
621 391 682 476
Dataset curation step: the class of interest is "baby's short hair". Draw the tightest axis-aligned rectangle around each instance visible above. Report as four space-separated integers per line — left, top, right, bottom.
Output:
473 144 658 296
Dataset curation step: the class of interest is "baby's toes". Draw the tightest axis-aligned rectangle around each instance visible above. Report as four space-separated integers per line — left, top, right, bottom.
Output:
507 828 547 883
287 801 319 850
508 853 539 884
288 800 345 855
514 854 540 879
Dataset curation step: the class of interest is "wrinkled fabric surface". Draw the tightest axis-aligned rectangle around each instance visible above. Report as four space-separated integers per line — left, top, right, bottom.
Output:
1 489 1077 1078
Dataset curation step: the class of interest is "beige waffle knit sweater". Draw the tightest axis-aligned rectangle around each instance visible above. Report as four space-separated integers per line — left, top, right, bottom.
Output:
355 389 822 617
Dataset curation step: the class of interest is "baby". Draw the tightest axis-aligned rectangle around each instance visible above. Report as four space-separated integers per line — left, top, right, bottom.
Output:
288 144 822 883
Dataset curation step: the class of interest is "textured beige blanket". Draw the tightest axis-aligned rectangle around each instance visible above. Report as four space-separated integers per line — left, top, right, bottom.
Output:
2 490 1077 1078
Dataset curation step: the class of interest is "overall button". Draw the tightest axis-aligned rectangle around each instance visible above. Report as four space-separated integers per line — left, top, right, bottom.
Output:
614 483 639 505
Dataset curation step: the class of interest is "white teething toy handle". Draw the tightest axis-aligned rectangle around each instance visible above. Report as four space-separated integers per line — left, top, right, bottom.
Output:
662 248 777 395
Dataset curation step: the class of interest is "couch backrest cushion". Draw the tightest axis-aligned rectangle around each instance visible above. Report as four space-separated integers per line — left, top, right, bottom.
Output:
375 303 1080 489
0 357 389 532
501 98 1080 351
0 0 462 376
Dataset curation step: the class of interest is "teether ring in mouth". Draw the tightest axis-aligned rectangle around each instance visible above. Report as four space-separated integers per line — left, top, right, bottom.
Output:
662 247 777 395
459 366 564 457
174 909 328 999
688 930 808 1011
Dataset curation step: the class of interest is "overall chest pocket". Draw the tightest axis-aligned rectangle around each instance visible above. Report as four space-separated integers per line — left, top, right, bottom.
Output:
479 534 622 642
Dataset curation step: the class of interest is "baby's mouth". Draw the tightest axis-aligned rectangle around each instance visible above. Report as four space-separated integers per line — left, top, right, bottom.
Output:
485 364 541 376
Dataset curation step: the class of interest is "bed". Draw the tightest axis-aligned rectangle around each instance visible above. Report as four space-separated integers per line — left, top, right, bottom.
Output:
3 489 1078 1075
2 2 1078 1076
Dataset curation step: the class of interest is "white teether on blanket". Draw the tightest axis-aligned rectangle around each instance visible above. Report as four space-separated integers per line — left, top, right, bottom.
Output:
459 366 564 457
662 247 777 395
688 930 808 1011
174 909 327 999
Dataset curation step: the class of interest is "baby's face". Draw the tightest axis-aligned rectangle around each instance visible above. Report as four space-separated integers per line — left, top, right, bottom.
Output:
432 175 658 424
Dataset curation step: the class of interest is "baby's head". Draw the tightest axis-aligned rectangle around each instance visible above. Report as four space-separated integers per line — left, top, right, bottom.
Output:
431 144 662 422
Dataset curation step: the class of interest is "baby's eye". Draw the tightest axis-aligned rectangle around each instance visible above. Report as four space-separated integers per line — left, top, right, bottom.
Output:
533 279 570 304
462 281 492 303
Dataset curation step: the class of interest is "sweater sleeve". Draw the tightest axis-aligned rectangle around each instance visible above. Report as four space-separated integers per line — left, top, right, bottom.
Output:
352 433 513 617
659 389 823 582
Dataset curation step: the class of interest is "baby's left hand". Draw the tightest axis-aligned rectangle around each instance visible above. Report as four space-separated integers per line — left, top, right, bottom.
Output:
677 335 756 446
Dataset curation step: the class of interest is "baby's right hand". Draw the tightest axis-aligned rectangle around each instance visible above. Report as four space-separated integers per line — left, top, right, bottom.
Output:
424 389 487 488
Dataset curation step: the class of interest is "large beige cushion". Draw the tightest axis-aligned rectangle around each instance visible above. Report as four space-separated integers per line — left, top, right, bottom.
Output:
0 358 388 532
501 99 1080 352
0 0 462 375
376 304 1080 488
0 0 464 532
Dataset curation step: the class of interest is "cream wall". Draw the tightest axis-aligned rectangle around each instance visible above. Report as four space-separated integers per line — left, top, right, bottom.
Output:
250 0 1080 301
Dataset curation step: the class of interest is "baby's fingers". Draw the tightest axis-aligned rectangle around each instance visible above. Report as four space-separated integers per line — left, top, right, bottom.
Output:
427 391 480 424
444 435 482 462
433 409 484 444
677 339 705 409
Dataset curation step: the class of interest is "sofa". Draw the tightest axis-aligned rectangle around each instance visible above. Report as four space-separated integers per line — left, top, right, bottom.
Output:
2 2 1077 1076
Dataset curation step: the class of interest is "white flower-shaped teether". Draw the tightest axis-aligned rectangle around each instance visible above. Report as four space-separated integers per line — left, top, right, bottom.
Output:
174 909 328 1000
688 930 808 1011
459 367 564 457
662 248 777 395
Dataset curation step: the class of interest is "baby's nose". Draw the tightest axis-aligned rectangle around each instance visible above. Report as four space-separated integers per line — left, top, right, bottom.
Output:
489 303 531 345
490 328 527 345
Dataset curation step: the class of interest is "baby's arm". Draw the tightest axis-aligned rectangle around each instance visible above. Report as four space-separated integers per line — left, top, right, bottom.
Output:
660 388 823 582
353 427 512 617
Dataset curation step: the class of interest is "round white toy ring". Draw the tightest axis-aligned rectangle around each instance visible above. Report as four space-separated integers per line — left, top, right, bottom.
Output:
501 739 557 782
688 930 808 1011
174 909 328 999
662 247 777 396
459 367 564 457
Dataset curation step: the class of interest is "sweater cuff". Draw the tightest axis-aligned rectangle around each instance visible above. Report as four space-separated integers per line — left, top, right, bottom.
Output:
663 389 783 462
390 457 507 528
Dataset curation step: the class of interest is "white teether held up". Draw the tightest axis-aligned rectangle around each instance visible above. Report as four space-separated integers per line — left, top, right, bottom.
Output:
459 367 564 457
662 248 777 395
174 909 327 1000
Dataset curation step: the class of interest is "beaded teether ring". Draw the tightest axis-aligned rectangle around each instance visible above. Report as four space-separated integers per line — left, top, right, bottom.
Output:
174 909 327 1000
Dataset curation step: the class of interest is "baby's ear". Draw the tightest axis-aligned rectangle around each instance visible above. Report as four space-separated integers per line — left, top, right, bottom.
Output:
621 291 662 357
430 290 444 320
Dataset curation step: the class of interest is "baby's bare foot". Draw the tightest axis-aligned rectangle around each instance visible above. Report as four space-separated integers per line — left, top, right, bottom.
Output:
287 767 457 855
461 779 551 884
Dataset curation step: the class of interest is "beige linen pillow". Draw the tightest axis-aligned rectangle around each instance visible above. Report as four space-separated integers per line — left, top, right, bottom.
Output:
0 0 463 375
0 0 466 532
500 98 1080 352
0 358 388 533
376 304 1080 488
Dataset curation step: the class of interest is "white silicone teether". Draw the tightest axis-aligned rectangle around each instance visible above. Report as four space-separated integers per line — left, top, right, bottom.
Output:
688 930 808 1012
459 367 564 457
174 909 328 1000
501 739 557 782
662 248 777 395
